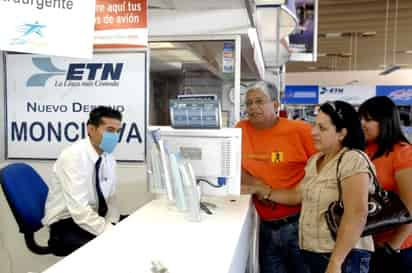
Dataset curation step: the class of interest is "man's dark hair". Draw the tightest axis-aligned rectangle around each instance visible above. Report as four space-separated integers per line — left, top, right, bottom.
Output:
358 96 409 159
320 100 366 150
87 106 122 127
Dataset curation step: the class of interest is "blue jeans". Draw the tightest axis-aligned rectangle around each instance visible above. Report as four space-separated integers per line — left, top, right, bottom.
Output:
259 220 309 273
369 246 412 273
301 249 371 273
399 247 412 272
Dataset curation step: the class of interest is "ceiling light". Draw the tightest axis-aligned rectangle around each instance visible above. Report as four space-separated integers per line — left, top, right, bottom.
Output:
339 52 352 57
149 42 176 49
319 31 377 39
318 52 352 57
345 80 360 85
379 65 401 75
255 0 285 4
319 33 342 38
379 64 409 68
396 50 412 54
151 49 203 63
360 31 377 37
306 66 333 70
326 33 343 38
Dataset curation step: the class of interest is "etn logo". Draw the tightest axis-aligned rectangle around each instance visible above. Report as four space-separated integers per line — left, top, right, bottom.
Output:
66 63 123 81
320 87 344 95
27 57 124 87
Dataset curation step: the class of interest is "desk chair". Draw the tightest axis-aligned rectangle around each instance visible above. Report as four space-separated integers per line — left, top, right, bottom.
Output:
0 163 52 255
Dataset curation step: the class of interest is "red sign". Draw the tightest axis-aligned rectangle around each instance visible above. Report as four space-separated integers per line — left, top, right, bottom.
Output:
94 0 147 48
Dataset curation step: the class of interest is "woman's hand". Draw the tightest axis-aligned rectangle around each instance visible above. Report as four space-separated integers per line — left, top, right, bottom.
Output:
241 181 270 198
241 170 271 197
240 170 303 205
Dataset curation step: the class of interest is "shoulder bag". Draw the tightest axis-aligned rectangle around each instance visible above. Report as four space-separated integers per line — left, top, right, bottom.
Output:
325 149 412 239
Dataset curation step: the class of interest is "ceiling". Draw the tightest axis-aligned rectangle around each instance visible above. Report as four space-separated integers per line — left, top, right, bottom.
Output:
148 0 263 79
286 0 412 73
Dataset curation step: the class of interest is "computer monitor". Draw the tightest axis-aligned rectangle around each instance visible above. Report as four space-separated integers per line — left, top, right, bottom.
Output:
169 95 222 129
147 126 242 196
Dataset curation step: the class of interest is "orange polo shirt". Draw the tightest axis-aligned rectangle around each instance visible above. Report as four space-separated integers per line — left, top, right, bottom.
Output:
236 118 316 221
365 142 412 249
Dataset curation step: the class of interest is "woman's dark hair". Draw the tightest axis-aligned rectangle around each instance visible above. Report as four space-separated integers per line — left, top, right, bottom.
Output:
358 96 409 159
87 106 122 127
320 100 365 150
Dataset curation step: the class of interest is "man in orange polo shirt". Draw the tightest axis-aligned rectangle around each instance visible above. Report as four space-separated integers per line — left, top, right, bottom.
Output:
236 82 316 273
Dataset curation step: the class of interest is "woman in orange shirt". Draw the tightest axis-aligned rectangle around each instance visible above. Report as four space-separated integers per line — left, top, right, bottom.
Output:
358 96 412 273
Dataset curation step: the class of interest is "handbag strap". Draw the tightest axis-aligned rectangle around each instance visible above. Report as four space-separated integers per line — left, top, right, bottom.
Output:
336 149 383 202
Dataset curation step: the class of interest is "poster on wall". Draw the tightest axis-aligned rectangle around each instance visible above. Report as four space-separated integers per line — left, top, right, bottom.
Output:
282 85 318 104
222 42 234 73
376 86 412 106
0 1 95 58
94 0 147 47
288 0 318 62
318 85 375 105
5 52 147 161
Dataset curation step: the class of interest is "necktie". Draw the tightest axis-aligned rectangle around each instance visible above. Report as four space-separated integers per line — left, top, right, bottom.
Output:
95 157 108 217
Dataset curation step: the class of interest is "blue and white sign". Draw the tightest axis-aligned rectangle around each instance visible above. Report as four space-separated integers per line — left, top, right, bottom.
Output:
376 86 412 105
5 52 147 161
319 85 375 105
282 85 318 104
0 1 95 58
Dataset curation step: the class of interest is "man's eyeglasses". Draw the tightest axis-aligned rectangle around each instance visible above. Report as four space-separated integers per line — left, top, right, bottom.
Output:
245 98 270 108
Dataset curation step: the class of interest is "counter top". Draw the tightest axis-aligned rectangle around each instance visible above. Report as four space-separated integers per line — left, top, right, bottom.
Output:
42 195 253 273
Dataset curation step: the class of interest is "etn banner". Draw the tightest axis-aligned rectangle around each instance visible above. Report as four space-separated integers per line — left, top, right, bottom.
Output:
283 85 318 104
376 86 412 106
5 52 147 161
319 85 375 105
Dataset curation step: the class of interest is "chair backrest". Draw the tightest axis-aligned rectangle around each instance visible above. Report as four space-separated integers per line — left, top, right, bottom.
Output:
0 163 49 234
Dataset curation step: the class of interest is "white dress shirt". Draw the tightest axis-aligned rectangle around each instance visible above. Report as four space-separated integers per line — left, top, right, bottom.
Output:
42 137 119 235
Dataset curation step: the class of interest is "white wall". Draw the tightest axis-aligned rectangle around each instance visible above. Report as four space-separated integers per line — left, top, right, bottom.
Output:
0 51 152 273
286 69 412 85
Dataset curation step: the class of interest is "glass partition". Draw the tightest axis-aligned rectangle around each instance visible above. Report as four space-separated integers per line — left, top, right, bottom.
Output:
149 40 238 127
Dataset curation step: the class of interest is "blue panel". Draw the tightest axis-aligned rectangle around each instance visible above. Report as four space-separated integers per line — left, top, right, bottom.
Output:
376 86 412 105
282 85 319 104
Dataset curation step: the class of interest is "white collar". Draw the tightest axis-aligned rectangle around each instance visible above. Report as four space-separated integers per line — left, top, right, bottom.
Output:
85 137 101 164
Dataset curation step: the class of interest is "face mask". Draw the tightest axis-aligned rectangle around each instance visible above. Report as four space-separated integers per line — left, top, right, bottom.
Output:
99 131 119 154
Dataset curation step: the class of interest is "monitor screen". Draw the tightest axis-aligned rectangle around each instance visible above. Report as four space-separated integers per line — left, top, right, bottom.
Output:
147 126 242 196
169 97 221 129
